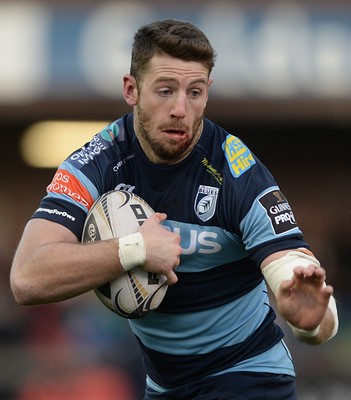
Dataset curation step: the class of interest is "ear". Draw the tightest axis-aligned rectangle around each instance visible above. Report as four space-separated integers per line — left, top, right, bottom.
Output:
123 74 138 106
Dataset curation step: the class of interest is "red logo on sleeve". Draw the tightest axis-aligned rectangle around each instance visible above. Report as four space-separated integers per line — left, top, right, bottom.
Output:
47 169 95 209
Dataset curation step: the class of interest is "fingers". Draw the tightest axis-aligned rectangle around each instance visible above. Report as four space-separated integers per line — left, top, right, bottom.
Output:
174 256 181 269
165 255 181 285
280 264 334 303
279 265 325 294
293 264 326 282
153 212 167 223
278 278 298 299
165 269 178 286
140 213 181 285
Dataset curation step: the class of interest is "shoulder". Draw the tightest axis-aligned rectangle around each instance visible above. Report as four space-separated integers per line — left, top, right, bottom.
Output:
91 113 135 152
65 114 135 169
199 119 268 181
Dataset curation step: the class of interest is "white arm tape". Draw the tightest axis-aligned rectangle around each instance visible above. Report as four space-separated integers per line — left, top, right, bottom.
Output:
118 232 146 271
287 323 320 338
262 250 320 297
262 250 338 340
327 295 339 341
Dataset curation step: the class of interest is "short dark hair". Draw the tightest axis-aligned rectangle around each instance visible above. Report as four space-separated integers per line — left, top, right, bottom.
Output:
130 19 216 82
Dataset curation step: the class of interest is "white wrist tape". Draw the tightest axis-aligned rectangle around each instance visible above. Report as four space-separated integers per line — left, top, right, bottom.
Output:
118 232 146 271
326 294 339 341
262 249 339 340
287 322 320 338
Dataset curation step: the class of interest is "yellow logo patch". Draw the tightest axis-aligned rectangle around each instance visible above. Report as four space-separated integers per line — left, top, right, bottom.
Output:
223 135 255 177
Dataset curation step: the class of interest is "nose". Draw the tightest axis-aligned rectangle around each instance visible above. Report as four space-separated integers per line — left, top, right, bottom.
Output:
170 93 186 119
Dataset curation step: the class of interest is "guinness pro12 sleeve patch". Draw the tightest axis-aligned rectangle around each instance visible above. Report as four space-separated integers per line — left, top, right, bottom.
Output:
259 190 298 235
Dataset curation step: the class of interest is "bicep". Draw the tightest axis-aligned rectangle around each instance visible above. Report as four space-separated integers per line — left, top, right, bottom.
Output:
13 218 78 266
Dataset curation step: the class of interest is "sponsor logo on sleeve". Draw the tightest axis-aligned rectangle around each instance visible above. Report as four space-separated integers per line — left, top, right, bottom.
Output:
259 190 298 234
223 135 255 178
69 135 107 167
47 169 95 209
69 122 124 168
35 207 76 221
100 124 119 142
194 185 219 222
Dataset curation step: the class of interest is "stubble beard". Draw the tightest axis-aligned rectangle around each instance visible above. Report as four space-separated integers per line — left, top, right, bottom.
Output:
134 105 204 164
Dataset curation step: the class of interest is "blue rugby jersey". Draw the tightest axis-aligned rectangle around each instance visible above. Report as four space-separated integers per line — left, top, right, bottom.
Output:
32 113 309 389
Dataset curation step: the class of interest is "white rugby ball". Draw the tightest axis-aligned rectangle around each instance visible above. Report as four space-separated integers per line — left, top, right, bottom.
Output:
81 190 168 319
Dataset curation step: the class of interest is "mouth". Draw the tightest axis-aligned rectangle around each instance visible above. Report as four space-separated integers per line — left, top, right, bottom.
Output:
161 128 187 137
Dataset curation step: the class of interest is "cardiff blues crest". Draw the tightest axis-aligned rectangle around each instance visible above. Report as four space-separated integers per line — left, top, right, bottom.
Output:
194 185 219 222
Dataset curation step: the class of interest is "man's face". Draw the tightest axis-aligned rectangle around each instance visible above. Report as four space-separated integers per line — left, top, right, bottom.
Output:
124 53 211 164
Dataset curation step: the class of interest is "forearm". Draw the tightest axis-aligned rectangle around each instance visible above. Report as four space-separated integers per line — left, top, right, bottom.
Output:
11 214 181 306
11 238 123 305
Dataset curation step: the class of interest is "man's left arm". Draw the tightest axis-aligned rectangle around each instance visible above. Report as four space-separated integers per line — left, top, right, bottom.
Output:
261 248 339 344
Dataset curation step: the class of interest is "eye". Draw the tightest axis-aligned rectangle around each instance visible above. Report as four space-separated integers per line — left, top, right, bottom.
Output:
188 89 201 98
158 88 173 97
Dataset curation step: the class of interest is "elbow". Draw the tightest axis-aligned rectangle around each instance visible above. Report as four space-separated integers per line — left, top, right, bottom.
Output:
10 269 39 306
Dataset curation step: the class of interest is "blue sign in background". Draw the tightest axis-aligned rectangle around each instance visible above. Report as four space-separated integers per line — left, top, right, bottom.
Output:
1 1 351 102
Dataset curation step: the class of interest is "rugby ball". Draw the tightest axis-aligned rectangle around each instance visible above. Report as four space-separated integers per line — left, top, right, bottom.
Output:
81 190 168 319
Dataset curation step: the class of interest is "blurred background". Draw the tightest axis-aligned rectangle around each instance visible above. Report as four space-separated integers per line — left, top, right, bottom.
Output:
1 0 350 399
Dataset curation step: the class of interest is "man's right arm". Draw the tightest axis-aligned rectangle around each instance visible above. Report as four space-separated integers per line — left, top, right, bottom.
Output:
10 213 181 305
